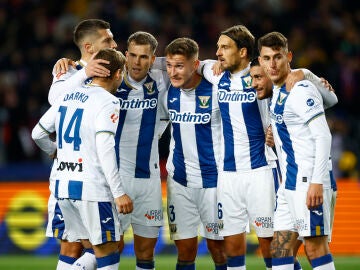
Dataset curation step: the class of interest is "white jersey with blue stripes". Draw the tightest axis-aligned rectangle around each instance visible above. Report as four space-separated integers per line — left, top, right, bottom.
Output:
164 77 222 188
39 85 121 201
114 69 169 178
202 63 276 172
269 81 332 191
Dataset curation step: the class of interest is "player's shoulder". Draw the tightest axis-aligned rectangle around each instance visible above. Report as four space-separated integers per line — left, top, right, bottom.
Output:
292 80 319 97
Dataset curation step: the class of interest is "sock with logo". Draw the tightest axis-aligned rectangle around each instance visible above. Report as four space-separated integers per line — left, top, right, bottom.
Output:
136 258 155 269
56 254 77 270
176 260 195 270
96 252 120 270
227 255 246 269
71 249 97 270
311 254 335 270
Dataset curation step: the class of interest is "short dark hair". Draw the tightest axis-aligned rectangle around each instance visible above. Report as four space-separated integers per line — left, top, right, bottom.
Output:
165 37 199 59
250 57 260 67
127 31 158 53
73 19 110 48
258 31 288 53
94 48 126 78
220 25 255 60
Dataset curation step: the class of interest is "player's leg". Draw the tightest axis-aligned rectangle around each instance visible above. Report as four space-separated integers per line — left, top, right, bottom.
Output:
303 189 335 269
198 186 226 269
292 240 304 270
70 239 97 270
248 167 279 270
46 195 84 270
167 176 199 269
133 225 160 270
217 171 248 269
130 176 163 270
270 185 299 270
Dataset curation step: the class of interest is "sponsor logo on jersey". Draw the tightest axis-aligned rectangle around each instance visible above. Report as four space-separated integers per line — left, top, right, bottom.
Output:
101 217 113 224
219 82 229 87
169 110 211 124
217 89 256 103
169 97 178 103
205 222 223 234
118 98 157 110
144 209 163 221
306 98 315 107
110 113 119 123
144 82 155 95
312 210 323 216
169 224 177 233
57 158 83 172
56 71 66 79
269 110 284 124
198 96 210 108
254 217 273 228
295 218 308 232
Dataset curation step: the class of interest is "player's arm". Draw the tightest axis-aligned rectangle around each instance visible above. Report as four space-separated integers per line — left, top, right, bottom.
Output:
197 60 222 84
31 107 57 158
287 69 338 109
49 55 110 105
96 102 133 214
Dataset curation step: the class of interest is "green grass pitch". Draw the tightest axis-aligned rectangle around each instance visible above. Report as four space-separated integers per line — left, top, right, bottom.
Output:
0 255 359 269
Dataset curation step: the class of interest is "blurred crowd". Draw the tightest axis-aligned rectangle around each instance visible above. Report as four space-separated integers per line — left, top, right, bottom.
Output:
0 0 359 179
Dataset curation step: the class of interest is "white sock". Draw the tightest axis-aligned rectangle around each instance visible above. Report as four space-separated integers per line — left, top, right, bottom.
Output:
71 251 97 270
56 255 77 270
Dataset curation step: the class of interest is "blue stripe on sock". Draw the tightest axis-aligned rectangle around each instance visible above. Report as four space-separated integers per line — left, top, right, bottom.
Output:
96 252 120 268
84 248 94 254
215 263 227 270
59 254 77 264
311 254 333 268
136 259 155 269
227 255 245 267
294 260 302 270
272 256 294 266
264 257 272 268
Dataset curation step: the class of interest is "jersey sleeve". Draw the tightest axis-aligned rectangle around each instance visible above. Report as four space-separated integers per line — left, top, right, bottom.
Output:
299 68 338 109
290 82 325 124
95 99 120 135
49 65 87 105
199 60 222 85
31 105 58 156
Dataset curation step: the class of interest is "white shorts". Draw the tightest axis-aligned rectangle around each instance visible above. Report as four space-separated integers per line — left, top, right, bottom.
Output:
167 176 223 241
58 199 122 246
274 183 332 238
46 193 70 240
118 176 163 237
328 190 337 242
217 167 279 237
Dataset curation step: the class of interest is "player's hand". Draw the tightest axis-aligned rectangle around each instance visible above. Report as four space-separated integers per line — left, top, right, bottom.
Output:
115 194 133 215
320 77 335 92
265 125 275 147
306 183 323 209
85 53 110 78
211 61 224 76
286 70 304 91
54 58 76 75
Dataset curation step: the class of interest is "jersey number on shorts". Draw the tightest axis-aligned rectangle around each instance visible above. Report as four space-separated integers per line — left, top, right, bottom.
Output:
58 106 83 151
168 205 175 222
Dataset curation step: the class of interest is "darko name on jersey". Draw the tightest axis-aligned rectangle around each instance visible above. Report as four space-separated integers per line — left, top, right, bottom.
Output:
63 92 89 103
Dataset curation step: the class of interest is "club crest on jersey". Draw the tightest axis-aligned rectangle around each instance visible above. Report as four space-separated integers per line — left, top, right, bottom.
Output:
144 82 155 95
277 92 287 105
198 96 210 108
243 76 252 89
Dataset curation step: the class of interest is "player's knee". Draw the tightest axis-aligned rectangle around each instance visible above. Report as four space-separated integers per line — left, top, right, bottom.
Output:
60 241 83 258
206 239 226 262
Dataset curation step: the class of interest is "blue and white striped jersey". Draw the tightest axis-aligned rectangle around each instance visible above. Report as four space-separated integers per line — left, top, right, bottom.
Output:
202 63 277 172
114 69 169 178
164 77 222 188
269 81 332 191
